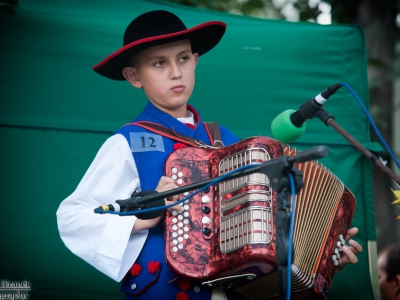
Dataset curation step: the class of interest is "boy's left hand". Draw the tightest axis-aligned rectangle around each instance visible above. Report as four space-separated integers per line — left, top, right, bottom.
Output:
335 227 363 273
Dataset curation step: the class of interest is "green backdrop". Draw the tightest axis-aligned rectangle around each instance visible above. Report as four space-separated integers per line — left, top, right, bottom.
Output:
0 0 379 299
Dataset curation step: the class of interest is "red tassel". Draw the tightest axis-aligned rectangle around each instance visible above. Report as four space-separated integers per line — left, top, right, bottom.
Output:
130 263 142 276
177 279 191 291
147 261 161 274
173 143 187 150
176 291 190 300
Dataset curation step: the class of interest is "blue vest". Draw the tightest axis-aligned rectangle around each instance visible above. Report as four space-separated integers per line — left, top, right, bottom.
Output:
117 102 240 299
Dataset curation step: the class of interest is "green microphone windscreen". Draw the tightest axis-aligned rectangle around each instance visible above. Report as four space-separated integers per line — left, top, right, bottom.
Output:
271 109 306 143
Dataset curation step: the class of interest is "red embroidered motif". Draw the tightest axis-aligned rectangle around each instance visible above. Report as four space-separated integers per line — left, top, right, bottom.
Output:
173 143 187 150
130 263 142 276
176 291 189 300
177 279 191 291
147 261 161 274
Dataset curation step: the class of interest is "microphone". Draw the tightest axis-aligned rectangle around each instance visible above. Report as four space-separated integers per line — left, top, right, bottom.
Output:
95 190 166 219
271 83 341 143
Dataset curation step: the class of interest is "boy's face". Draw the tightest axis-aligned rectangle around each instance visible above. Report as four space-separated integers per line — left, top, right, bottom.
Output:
123 39 198 118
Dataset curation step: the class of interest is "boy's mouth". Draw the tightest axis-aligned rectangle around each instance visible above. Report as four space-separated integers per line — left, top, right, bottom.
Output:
171 85 185 93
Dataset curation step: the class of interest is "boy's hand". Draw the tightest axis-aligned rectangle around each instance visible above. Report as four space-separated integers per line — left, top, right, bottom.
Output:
335 227 363 273
156 176 183 212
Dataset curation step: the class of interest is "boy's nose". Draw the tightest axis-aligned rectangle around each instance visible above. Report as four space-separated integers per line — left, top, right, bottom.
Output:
169 63 182 79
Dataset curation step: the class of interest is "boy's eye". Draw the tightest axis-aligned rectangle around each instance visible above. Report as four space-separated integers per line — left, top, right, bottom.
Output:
180 56 189 62
154 61 165 67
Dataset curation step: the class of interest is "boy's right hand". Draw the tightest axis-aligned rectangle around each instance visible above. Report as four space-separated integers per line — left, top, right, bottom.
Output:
155 176 184 212
132 176 183 233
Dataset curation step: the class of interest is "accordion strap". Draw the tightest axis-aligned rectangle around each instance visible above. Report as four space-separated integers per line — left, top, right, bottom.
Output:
127 121 223 148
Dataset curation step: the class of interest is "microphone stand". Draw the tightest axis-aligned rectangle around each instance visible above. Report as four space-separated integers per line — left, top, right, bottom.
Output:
316 109 400 185
101 146 329 300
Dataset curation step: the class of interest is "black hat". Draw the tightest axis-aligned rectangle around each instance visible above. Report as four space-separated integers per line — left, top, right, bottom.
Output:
92 10 226 81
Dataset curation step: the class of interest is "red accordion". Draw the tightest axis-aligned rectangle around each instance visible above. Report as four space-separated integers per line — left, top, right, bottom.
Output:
164 136 356 299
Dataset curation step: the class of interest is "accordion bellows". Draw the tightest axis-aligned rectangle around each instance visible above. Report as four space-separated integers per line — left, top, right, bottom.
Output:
164 136 356 299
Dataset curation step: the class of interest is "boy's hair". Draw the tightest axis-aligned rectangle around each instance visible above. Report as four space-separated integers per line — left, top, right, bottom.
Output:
92 10 227 81
381 243 400 281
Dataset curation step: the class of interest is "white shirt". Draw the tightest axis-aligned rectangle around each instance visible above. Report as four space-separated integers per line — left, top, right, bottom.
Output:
56 114 194 282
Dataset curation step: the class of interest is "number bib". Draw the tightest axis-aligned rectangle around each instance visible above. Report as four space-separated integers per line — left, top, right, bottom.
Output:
130 132 165 153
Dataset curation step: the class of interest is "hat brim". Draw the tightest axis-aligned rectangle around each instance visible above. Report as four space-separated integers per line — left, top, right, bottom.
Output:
92 21 226 81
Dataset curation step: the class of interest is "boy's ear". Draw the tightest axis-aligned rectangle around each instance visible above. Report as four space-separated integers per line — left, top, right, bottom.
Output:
193 53 199 69
394 274 400 295
122 67 142 89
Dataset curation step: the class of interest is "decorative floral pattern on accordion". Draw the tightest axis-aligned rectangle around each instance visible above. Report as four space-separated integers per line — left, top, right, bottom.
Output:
164 136 356 299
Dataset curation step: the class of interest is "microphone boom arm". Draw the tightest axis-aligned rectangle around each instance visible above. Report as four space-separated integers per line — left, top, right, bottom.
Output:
316 109 400 185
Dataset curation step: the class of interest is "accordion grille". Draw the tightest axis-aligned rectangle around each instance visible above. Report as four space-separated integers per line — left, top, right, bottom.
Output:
218 148 273 253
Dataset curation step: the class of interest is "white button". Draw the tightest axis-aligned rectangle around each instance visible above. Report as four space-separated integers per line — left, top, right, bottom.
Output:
184 227 189 232
172 218 178 223
184 192 189 196
131 283 137 290
177 179 183 185
172 174 177 180
194 286 201 293
172 167 177 173
184 234 189 239
172 232 178 238
178 229 183 235
172 239 178 245
184 212 189 217
172 247 178 252
184 200 189 203
184 205 189 210
178 172 183 177
202 217 211 225
178 222 183 228
172 225 178 231
172 210 178 216
184 219 189 224
178 237 183 242
178 244 184 249
201 195 210 203
178 215 183 220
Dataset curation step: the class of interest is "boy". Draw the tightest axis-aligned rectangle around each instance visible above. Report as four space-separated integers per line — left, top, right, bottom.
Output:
57 10 362 300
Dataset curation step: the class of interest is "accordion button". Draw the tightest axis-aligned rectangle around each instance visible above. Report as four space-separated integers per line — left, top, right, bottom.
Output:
202 216 211 225
202 195 211 203
178 244 184 249
184 219 189 225
184 192 189 196
202 206 211 214
172 247 178 252
172 225 178 231
184 205 189 210
194 286 201 293
178 215 183 220
184 227 189 232
172 174 177 180
178 237 183 242
172 167 177 173
172 232 178 238
172 218 177 223
178 172 183 177
184 234 189 239
202 228 211 235
177 179 183 184
184 212 189 217
172 239 178 245
178 229 183 235
172 210 178 216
